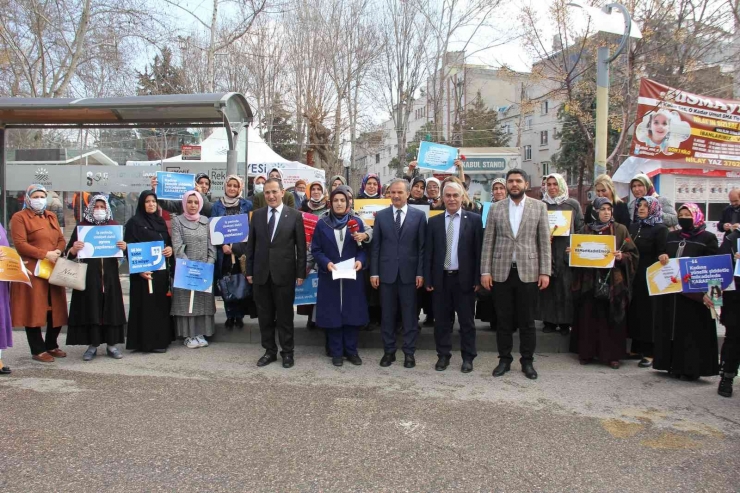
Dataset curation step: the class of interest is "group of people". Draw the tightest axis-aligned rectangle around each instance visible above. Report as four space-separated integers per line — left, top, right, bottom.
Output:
0 166 736 399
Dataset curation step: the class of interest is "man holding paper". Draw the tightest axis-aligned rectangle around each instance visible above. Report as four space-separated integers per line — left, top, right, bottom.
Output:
311 186 368 366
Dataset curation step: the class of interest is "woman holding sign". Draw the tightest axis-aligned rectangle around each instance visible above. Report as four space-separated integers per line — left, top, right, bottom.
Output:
124 190 175 353
540 173 584 336
627 197 669 368
653 203 719 381
311 185 368 366
10 184 68 363
570 197 638 368
66 195 127 361
171 190 217 349
211 175 253 329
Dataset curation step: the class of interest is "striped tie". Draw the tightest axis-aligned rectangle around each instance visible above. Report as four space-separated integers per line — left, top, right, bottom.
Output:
444 214 455 270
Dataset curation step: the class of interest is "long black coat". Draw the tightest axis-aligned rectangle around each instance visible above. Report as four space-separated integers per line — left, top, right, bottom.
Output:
653 230 719 377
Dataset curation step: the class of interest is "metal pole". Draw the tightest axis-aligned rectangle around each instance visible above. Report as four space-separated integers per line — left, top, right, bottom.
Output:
0 127 6 228
226 149 237 177
594 46 609 178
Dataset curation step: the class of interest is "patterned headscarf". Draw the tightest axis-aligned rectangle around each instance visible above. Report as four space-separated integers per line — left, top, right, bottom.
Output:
359 173 381 199
543 173 569 205
678 203 706 238
83 194 113 225
635 196 663 226
181 190 204 222
307 180 327 211
589 197 614 232
23 184 48 215
425 177 441 200
220 174 244 207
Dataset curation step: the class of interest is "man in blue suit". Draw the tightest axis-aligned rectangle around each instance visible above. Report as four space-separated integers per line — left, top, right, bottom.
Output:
424 181 483 373
370 178 426 368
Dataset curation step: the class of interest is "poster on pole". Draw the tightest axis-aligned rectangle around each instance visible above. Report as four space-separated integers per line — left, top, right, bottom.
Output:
156 171 195 200
631 78 740 167
568 234 616 268
128 241 166 274
294 272 318 305
173 259 214 293
209 215 249 246
417 141 458 172
678 254 734 293
76 225 124 259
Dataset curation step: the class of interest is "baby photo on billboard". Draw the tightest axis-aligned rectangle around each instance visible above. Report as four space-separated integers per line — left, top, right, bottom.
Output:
634 109 691 154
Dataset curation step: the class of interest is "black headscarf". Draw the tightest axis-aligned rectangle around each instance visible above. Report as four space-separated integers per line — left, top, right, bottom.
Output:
325 185 353 230
589 196 614 232
125 191 169 243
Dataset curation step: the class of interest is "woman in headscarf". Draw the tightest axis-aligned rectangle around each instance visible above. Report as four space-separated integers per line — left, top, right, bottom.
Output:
408 176 428 205
300 181 329 215
124 191 175 353
426 177 443 210
627 196 669 367
653 203 719 381
171 190 217 349
251 168 296 209
628 173 677 227
358 173 381 199
328 175 346 192
66 195 128 361
10 184 68 362
210 175 253 329
585 174 630 226
150 174 213 217
311 185 368 366
0 221 13 374
491 178 508 203
570 197 638 368
540 173 584 335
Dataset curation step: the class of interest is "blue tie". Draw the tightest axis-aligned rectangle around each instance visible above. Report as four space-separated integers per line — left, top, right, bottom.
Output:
268 208 277 241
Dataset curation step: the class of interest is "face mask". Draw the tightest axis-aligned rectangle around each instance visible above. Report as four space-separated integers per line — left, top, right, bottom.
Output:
93 210 108 222
678 217 694 230
296 191 305 198
254 184 264 194
29 198 46 211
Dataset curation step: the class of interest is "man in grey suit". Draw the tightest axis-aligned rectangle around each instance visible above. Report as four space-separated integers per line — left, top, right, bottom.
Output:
481 169 551 379
370 178 426 368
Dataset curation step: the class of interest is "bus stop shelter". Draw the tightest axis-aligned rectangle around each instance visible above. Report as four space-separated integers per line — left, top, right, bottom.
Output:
0 93 253 225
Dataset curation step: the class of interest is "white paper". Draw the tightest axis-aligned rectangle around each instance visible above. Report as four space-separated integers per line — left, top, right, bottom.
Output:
332 258 357 280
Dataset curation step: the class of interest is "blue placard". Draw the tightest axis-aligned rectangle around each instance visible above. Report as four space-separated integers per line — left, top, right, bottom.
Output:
678 254 734 293
294 272 318 306
77 225 124 259
128 241 166 274
209 214 250 245
481 202 492 228
156 171 195 200
173 259 214 292
417 141 457 172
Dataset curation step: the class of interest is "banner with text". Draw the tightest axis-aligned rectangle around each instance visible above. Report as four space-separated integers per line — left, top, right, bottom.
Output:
209 215 249 245
77 225 124 259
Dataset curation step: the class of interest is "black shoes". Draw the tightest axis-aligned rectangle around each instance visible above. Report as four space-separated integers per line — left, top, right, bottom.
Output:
492 361 511 377
307 320 317 330
235 318 244 329
435 356 450 371
225 318 235 329
379 353 396 367
718 375 734 398
461 360 473 373
422 316 435 327
332 357 343 367
282 354 294 368
404 354 415 368
346 354 363 366
257 353 278 367
522 363 538 380
542 323 557 334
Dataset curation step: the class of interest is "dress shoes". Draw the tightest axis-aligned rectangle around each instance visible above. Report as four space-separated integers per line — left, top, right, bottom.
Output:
461 360 474 373
404 354 415 368
522 363 538 380
82 346 97 362
492 361 511 377
379 353 396 367
332 357 343 367
235 318 244 329
107 347 123 359
225 318 235 329
47 348 66 358
282 354 295 368
346 354 363 366
32 352 55 363
435 356 450 371
257 353 278 367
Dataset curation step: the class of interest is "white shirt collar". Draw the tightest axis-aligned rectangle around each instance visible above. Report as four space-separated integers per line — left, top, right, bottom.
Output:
445 209 461 218
270 203 284 214
510 195 526 208
394 204 408 214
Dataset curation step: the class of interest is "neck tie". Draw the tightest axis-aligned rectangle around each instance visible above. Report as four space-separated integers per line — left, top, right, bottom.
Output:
395 209 402 235
444 214 455 270
268 208 277 240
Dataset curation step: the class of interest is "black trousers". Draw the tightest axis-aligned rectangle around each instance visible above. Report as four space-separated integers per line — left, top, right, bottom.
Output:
433 272 476 360
25 310 62 356
253 275 296 357
721 321 740 376
380 281 418 355
492 267 538 364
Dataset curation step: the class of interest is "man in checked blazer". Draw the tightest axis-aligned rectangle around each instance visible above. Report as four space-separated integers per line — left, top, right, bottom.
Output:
481 168 551 380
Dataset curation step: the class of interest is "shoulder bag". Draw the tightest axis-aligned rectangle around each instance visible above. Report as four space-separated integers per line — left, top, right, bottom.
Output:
48 256 87 291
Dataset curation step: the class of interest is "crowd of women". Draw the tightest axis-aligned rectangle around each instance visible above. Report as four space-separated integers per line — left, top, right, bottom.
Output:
0 167 736 399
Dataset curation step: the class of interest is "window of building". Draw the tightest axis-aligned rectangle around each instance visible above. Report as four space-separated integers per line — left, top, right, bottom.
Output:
541 100 549 115
540 130 548 146
542 162 550 176
501 124 511 135
524 117 533 131
375 153 380 164
524 145 532 161
553 127 559 139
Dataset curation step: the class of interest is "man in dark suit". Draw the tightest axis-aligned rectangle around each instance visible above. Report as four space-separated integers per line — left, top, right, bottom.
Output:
370 178 426 368
246 178 307 368
425 181 483 373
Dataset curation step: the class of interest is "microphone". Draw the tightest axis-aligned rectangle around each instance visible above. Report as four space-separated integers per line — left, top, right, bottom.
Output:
348 219 362 246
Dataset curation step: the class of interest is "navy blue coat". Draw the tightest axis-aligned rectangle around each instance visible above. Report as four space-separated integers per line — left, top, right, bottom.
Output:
312 216 369 328
211 198 253 279
424 210 483 292
370 205 426 284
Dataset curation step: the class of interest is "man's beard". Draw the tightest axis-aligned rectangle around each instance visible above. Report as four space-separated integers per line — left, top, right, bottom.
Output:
509 189 524 199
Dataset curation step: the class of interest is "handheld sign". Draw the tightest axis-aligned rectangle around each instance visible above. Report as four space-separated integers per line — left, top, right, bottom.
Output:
678 254 734 293
156 171 195 200
481 202 492 228
548 210 573 237
77 225 124 259
294 272 318 306
173 259 214 293
417 141 457 172
354 199 391 227
646 259 683 296
569 234 615 268
736 239 740 277
209 215 249 246
0 247 32 286
128 241 166 274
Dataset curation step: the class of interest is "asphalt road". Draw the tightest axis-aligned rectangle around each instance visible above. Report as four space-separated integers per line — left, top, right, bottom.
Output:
1 337 739 492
